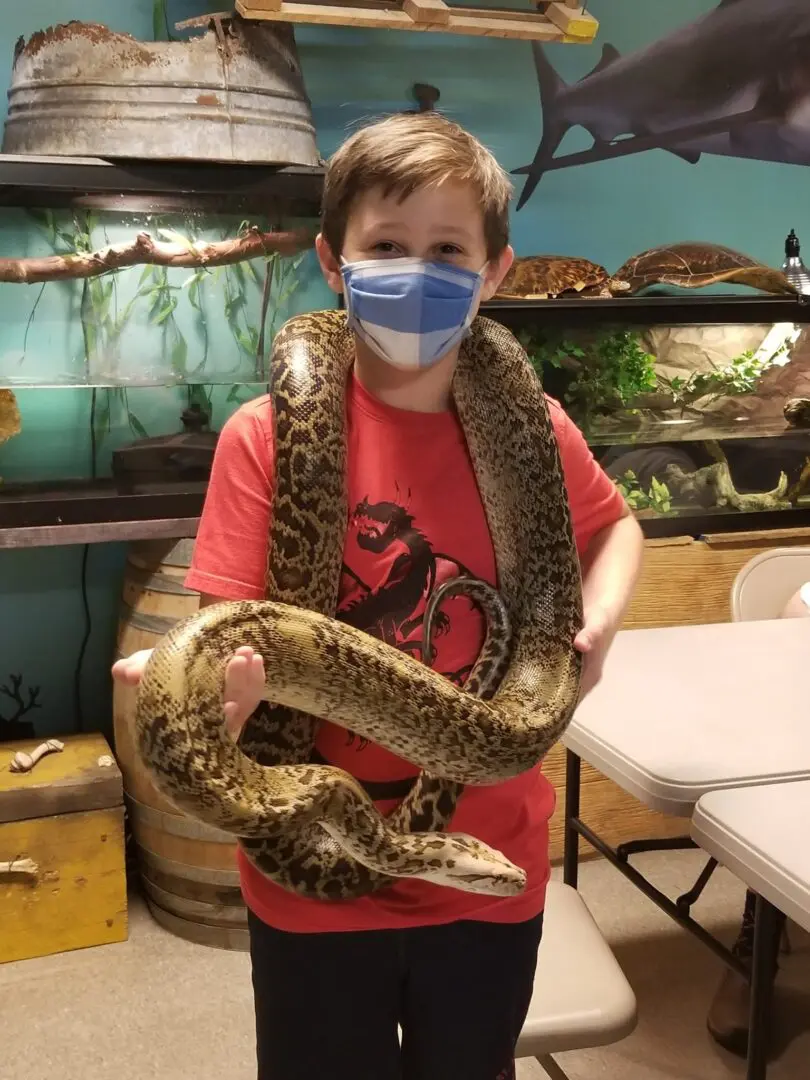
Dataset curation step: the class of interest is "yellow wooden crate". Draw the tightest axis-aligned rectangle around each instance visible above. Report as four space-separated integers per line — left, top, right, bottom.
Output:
0 733 128 964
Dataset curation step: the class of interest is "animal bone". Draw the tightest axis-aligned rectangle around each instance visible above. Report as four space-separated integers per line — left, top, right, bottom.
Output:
9 738 65 773
0 857 39 880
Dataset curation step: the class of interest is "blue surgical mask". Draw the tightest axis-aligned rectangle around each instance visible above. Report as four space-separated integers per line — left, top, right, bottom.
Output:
340 257 487 370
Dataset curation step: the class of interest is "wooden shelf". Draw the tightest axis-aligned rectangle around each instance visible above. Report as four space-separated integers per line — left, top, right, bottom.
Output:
484 294 810 328
3 472 810 551
0 480 203 549
0 517 200 550
235 0 598 43
2 477 810 550
0 153 324 216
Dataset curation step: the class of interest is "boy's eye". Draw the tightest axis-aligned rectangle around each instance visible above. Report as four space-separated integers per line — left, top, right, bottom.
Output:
438 244 463 256
372 241 400 254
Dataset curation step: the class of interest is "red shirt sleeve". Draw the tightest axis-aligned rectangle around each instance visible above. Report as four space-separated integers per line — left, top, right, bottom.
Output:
184 396 275 600
546 396 628 552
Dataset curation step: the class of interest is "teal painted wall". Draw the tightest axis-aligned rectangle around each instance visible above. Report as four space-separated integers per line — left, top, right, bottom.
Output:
1 0 807 737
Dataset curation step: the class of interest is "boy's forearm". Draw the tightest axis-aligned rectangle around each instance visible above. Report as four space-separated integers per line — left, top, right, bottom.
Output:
579 508 644 629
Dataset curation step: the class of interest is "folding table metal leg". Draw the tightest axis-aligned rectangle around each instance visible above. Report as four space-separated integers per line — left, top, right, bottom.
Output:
536 1054 571 1080
563 750 581 888
746 893 781 1080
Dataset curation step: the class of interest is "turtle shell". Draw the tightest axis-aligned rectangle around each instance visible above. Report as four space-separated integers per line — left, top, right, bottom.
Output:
614 243 797 296
495 255 610 299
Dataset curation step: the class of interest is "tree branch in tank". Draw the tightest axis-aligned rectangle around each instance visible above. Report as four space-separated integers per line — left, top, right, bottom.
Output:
0 222 311 284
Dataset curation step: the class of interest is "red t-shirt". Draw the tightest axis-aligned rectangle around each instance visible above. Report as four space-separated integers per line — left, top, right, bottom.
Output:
185 369 626 933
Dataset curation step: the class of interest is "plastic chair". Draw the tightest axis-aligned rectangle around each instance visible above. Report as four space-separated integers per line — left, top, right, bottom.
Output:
730 546 810 622
515 881 637 1078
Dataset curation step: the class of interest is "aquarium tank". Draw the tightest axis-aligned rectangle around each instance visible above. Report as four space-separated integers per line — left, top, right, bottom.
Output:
0 203 333 491
488 294 810 536
0 207 317 389
0 190 809 538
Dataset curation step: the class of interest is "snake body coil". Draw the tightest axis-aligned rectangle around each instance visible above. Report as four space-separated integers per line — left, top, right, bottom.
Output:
135 310 583 901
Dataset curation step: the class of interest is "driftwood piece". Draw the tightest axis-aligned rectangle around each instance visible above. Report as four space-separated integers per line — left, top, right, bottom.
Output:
0 226 313 284
786 457 810 506
663 441 790 513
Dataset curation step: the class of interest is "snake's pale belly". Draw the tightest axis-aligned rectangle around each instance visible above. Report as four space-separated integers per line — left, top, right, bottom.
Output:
134 310 583 902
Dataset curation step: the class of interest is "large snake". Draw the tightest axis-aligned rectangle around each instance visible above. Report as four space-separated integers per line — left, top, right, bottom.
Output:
134 309 583 902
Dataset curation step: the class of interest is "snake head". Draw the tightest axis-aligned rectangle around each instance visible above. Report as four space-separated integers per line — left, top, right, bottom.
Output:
412 833 527 897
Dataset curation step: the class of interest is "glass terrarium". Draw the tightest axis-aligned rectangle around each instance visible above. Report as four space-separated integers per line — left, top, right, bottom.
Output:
489 294 810 535
0 203 333 493
0 206 326 388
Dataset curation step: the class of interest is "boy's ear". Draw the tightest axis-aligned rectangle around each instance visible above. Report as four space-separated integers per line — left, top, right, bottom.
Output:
315 233 344 294
480 245 515 303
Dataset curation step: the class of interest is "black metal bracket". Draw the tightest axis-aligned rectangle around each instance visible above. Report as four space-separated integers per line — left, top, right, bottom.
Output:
747 895 782 1080
616 836 698 861
562 749 748 980
676 855 719 915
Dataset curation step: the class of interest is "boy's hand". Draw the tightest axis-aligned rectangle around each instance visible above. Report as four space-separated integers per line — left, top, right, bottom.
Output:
222 646 266 741
573 604 617 702
111 645 265 742
111 649 154 686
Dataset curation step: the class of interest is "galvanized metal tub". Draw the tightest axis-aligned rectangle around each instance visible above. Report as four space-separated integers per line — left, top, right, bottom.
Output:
2 16 320 165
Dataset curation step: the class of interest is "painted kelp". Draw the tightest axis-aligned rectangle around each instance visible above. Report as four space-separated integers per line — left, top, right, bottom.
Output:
0 673 41 740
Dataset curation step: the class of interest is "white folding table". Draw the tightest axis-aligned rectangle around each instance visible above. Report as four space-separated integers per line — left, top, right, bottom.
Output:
692 781 810 1080
565 618 810 818
557 618 810 1079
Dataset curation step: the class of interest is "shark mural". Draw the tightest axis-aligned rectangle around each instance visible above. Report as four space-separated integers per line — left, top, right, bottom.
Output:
513 0 810 210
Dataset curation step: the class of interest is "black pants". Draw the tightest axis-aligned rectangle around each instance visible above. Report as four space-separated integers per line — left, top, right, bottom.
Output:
248 908 544 1080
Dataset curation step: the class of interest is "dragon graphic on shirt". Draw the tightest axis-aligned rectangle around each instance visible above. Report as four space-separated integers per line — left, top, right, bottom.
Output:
337 495 479 751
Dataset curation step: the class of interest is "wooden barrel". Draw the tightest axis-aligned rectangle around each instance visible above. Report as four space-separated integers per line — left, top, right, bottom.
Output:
112 538 249 951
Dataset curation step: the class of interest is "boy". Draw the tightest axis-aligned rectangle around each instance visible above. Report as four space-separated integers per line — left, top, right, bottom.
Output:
114 112 643 1079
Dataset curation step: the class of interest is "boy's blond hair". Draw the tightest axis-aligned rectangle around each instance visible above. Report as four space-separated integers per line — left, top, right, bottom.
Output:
321 112 513 260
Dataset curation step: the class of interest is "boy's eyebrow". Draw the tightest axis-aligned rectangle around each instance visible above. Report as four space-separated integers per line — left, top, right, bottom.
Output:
431 224 474 237
364 221 410 232
367 221 475 238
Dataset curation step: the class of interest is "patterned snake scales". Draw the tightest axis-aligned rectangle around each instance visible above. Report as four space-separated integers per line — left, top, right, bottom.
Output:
135 310 583 902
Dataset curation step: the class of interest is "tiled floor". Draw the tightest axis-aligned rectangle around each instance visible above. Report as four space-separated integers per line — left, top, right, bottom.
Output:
2 851 808 1080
